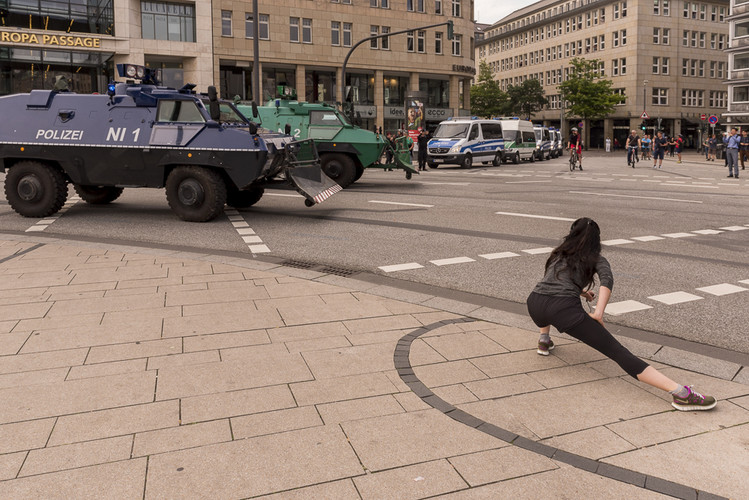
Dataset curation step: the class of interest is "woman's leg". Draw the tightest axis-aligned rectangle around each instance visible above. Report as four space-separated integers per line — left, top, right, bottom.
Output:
637 366 679 392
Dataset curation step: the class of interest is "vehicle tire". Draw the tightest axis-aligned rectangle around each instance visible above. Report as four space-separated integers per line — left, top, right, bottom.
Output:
529 152 536 162
461 154 473 169
320 153 357 188
569 156 575 172
74 185 124 205
4 161 67 218
513 153 520 164
492 154 501 166
429 162 438 169
227 186 264 208
353 166 364 182
165 166 227 222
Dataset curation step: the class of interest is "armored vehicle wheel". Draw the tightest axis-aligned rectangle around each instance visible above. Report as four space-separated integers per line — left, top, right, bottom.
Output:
4 161 67 218
165 166 227 222
353 166 364 182
74 185 124 205
321 154 357 188
461 154 473 169
227 187 264 208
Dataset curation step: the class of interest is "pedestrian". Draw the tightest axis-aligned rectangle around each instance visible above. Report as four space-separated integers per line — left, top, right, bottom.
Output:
526 217 716 411
417 129 430 171
385 132 394 165
652 130 667 169
641 134 651 160
405 130 415 163
724 127 740 178
674 134 684 164
605 137 611 153
668 137 676 157
613 138 619 151
740 129 749 170
708 134 717 161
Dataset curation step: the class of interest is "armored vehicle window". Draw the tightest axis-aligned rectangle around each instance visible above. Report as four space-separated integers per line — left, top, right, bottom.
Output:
481 123 502 140
200 100 247 124
433 122 469 139
310 110 343 125
157 100 206 123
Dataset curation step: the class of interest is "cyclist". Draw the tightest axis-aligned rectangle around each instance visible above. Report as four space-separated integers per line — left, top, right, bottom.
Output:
625 130 640 168
569 127 583 170
640 134 652 160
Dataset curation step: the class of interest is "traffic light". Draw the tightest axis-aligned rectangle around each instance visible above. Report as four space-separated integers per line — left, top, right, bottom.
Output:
447 20 454 40
641 121 647 131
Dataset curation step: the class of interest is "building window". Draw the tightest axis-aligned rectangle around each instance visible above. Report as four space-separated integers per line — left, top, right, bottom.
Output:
417 0 425 12
435 32 443 54
290 17 299 42
245 14 269 40
736 21 749 38
331 21 340 46
681 89 703 107
142 2 196 42
382 26 390 50
417 30 426 53
370 26 379 49
452 33 462 56
407 31 414 52
612 58 626 76
614 88 626 105
382 0 389 7
303 18 312 44
435 0 442 15
653 88 668 105
452 0 461 17
342 23 351 47
710 90 726 107
733 86 749 102
221 10 232 37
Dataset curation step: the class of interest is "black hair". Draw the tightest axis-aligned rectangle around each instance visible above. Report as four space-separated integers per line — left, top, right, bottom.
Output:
545 217 602 290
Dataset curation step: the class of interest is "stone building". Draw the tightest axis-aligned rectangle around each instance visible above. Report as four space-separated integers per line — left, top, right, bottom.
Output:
476 0 730 148
213 0 476 132
725 0 749 125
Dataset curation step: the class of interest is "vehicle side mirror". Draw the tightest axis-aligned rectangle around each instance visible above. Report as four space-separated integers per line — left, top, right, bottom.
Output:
249 122 258 135
252 102 259 118
207 86 221 122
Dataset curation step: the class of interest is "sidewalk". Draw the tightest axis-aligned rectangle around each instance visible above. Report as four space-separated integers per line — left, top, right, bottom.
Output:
0 235 746 500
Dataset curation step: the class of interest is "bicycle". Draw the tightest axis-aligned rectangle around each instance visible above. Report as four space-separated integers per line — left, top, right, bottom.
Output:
569 148 581 171
627 146 638 168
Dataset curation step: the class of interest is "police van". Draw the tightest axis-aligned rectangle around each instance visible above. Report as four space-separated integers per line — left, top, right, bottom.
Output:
496 118 537 164
548 127 563 158
533 125 553 161
427 118 505 168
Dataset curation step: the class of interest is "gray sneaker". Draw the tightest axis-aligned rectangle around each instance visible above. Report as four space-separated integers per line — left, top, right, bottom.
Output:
537 339 555 356
672 386 717 411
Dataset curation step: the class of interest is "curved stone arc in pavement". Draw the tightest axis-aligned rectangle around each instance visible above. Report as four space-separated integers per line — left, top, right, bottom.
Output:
394 319 728 500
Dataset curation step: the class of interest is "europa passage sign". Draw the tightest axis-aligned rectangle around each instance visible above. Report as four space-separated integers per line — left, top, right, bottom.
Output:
0 30 102 48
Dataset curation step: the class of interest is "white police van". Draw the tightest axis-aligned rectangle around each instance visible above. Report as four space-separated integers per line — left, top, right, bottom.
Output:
548 127 563 158
533 125 553 161
498 118 537 163
427 118 505 168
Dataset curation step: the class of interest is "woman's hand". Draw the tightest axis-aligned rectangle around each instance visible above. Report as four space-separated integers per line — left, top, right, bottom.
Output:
589 312 605 327
581 291 595 302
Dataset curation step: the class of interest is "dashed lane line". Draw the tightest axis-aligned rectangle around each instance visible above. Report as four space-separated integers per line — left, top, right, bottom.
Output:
602 239 634 246
225 208 271 254
479 251 520 260
369 200 434 208
25 195 81 232
495 212 576 222
378 262 424 272
630 235 665 242
662 232 697 239
720 226 749 232
695 283 749 296
522 247 554 255
648 291 704 305
429 256 475 266
602 300 653 316
569 191 702 204
693 229 724 235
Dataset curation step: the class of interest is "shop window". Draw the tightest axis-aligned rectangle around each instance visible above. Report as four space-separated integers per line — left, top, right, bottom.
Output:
142 1 196 42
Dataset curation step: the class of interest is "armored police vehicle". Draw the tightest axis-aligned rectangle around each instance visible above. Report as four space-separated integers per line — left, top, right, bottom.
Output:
237 95 416 187
427 118 505 168
0 64 341 222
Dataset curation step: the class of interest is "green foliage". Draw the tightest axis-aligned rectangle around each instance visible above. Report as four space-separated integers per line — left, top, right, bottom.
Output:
504 79 548 119
470 60 507 118
558 57 624 120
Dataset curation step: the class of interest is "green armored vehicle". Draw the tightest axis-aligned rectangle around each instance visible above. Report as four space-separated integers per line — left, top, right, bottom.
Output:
237 98 415 188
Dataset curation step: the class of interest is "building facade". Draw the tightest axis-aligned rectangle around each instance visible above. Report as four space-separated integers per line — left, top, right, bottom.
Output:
0 0 213 95
476 0 730 148
213 0 476 132
725 0 749 124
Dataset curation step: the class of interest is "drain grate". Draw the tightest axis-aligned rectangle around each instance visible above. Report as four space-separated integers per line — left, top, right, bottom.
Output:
281 260 316 270
318 266 357 277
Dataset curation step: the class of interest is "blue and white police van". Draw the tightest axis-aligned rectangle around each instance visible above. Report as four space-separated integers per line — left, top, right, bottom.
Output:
533 124 553 161
427 118 505 168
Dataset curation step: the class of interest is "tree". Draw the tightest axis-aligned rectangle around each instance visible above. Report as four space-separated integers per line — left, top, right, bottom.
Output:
504 79 548 119
470 60 507 118
558 57 624 122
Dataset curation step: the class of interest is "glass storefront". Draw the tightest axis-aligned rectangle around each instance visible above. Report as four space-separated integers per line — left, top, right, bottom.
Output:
0 0 115 35
419 78 449 108
346 72 374 105
262 67 295 101
305 69 335 104
220 65 252 101
0 46 111 95
383 74 409 106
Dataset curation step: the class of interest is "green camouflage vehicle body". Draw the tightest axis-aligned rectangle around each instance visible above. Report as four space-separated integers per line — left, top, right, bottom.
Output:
237 101 416 188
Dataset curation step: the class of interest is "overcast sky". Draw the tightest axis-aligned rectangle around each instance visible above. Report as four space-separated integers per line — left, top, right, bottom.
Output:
475 0 539 25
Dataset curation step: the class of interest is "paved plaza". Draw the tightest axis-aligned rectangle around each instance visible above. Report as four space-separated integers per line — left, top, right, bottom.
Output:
0 234 746 499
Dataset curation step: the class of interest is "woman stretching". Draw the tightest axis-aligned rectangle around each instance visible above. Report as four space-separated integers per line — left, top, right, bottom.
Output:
526 218 716 411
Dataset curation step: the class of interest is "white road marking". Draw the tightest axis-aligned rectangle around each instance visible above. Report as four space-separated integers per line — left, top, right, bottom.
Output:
226 209 270 254
522 247 554 255
242 236 263 244
479 252 520 260
695 283 749 296
631 235 665 242
231 221 249 228
648 291 704 305
430 256 476 266
569 191 702 204
24 196 81 232
601 239 634 246
248 244 271 254
719 226 749 231
506 180 551 184
265 192 304 198
419 182 470 186
379 262 424 272
604 300 653 316
632 174 648 177
739 280 749 285
662 183 719 189
662 232 696 238
369 200 434 208
692 229 723 235
236 228 256 235
495 211 576 222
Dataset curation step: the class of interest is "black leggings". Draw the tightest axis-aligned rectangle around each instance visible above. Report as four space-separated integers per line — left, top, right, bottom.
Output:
526 292 649 379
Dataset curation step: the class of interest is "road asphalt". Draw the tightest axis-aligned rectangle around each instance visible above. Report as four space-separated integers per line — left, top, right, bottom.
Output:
0 232 746 499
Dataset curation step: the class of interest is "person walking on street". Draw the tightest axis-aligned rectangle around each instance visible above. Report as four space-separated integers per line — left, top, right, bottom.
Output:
527 218 717 411
724 128 740 178
674 134 684 163
740 129 749 170
417 129 430 171
708 134 717 161
652 130 668 169
385 132 395 165
641 134 652 160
